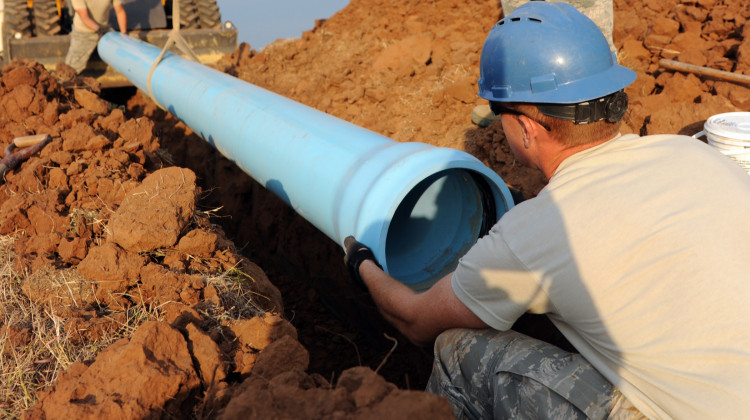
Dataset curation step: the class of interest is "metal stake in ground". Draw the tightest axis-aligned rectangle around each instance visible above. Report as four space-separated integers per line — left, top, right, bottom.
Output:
659 59 750 86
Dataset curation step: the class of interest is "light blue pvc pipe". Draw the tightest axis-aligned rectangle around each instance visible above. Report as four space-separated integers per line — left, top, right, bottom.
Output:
98 32 514 290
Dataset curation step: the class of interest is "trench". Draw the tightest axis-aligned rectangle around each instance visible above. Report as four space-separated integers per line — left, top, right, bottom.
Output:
105 87 437 388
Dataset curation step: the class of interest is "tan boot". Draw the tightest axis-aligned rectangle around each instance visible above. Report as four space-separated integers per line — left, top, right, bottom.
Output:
471 104 500 127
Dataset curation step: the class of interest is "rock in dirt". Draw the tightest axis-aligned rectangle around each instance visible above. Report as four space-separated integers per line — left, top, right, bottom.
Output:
228 314 299 376
24 321 201 419
218 366 453 420
108 167 198 253
185 322 228 384
77 241 146 284
73 88 110 115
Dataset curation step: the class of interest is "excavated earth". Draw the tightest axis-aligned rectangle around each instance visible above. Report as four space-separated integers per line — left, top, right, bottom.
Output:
1 0 749 418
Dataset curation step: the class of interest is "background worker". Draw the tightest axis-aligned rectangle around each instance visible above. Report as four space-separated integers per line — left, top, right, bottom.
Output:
502 0 614 50
65 0 128 74
344 2 750 419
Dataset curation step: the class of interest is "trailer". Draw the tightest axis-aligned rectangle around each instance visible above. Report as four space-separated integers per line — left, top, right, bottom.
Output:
0 0 238 87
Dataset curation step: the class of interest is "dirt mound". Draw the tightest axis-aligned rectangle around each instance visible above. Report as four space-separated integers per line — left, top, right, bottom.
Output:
1 0 749 417
0 59 446 418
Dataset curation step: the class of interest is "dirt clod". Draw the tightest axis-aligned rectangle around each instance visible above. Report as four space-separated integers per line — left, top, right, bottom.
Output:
108 167 197 253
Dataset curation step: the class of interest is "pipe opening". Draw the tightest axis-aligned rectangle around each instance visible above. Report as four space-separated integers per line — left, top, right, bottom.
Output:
385 168 499 291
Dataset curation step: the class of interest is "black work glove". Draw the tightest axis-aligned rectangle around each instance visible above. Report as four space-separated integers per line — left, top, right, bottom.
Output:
508 187 526 205
343 236 382 290
97 24 113 36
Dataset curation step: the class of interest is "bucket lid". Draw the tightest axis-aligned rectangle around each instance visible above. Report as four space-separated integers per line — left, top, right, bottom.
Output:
704 112 750 141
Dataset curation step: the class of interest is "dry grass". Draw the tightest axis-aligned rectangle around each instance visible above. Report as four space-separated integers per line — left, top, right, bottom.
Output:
0 235 160 418
0 234 272 418
198 267 268 325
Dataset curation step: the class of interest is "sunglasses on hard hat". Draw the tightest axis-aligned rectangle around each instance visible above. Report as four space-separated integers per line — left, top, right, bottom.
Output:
489 102 551 131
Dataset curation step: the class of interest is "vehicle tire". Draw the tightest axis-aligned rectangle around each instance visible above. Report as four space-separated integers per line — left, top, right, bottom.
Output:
196 0 221 29
32 0 62 37
164 0 200 29
3 0 33 40
60 2 73 34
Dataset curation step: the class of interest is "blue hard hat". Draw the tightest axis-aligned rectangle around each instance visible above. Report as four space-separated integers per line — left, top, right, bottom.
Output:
478 2 636 104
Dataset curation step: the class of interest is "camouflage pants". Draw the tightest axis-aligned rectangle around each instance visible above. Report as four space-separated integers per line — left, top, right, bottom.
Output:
500 0 615 52
426 329 625 419
65 30 101 74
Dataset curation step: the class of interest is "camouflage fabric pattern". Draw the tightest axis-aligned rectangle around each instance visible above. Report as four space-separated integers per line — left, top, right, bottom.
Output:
500 0 615 51
64 30 101 74
426 328 621 419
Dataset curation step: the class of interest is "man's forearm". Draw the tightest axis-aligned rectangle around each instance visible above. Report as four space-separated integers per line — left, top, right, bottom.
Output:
359 260 423 340
115 6 127 33
359 261 487 346
76 9 100 32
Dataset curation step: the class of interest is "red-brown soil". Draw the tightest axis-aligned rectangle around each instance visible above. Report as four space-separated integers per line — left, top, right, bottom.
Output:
1 0 749 418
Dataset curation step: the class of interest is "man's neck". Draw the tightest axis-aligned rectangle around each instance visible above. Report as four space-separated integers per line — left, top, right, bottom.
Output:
537 134 617 180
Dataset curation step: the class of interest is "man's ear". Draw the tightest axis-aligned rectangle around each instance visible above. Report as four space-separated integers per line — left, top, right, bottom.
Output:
517 115 537 148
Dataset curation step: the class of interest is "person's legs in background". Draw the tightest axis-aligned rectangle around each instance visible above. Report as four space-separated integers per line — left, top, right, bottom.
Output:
500 0 614 50
64 31 100 74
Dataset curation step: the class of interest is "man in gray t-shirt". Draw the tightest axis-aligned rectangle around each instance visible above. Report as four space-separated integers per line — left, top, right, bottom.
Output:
343 2 750 419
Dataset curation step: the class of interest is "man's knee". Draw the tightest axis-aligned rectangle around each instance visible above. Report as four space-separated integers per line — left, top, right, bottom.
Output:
431 328 522 392
433 328 518 369
433 328 467 357
429 328 623 419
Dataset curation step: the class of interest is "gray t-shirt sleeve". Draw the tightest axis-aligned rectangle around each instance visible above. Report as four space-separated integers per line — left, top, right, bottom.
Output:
451 224 551 331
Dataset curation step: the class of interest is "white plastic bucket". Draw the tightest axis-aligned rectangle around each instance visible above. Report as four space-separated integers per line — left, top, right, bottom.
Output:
694 112 750 174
